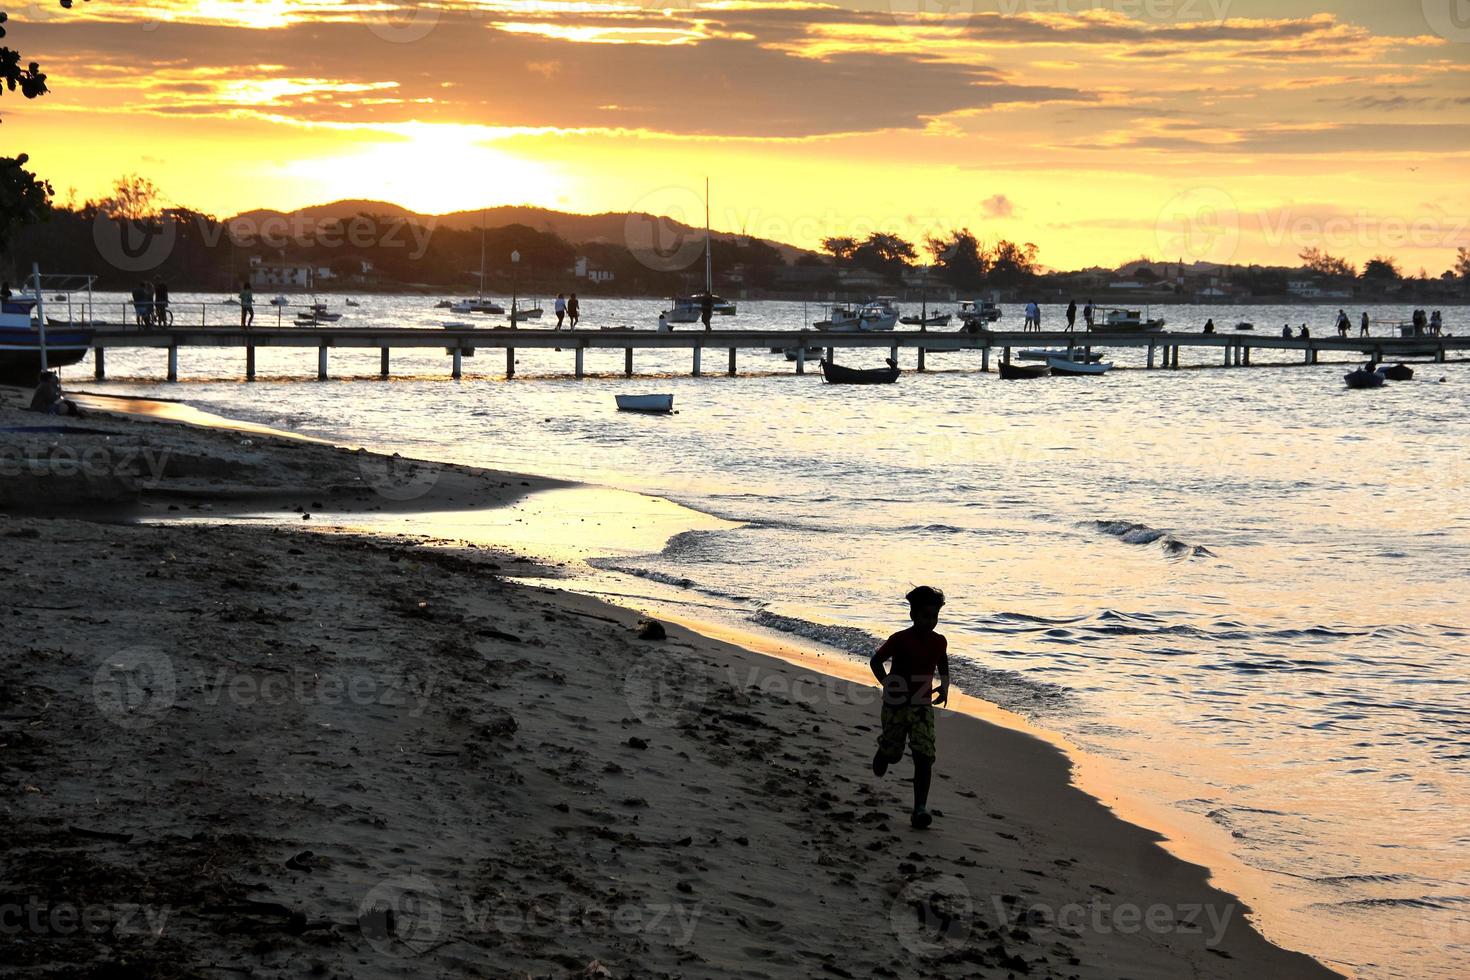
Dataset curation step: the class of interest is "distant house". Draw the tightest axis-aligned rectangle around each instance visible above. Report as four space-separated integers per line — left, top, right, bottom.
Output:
250 258 312 288
574 256 615 284
315 266 334 281
837 268 890 291
1287 279 1321 298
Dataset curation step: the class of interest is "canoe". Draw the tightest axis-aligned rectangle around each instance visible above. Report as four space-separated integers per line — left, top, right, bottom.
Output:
998 362 1051 380
1344 369 1385 389
1380 363 1414 381
616 393 674 413
899 313 953 327
1047 355 1113 376
820 359 899 385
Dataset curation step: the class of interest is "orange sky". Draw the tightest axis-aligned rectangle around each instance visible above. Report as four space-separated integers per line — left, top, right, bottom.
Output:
4 1 1469 271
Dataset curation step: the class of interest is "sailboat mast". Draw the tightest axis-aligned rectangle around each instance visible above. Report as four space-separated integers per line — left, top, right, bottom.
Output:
478 210 486 301
704 177 712 294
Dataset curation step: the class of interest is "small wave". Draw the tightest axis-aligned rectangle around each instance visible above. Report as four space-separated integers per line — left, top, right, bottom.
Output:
1087 520 1216 559
749 610 883 655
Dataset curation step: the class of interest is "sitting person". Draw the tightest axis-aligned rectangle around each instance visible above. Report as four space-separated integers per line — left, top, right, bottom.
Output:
1298 324 1311 338
29 371 81 417
1203 318 1215 334
1282 324 1292 338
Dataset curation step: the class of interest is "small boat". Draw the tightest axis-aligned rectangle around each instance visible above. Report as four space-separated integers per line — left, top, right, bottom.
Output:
1380 363 1414 382
817 297 899 332
998 362 1051 380
958 300 1001 330
0 305 95 383
471 300 505 315
820 358 900 385
345 299 361 307
783 346 824 362
900 312 953 328
269 295 290 307
222 297 239 306
1017 348 1104 363
715 298 737 316
1097 308 1166 332
509 305 543 322
1048 352 1114 375
616 393 674 413
1345 367 1386 389
434 299 454 309
1234 322 1254 331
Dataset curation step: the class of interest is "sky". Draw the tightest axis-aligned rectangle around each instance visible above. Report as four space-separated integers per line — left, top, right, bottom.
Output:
3 0 1469 271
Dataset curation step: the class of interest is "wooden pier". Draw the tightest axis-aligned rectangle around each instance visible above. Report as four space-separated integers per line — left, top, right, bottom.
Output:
82 327 1467 382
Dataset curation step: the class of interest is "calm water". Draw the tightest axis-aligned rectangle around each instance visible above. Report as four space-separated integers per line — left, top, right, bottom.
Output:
69 295 1470 979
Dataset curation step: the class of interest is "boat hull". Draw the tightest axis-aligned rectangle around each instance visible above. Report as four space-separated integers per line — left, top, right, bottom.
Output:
1344 370 1386 389
998 362 1051 380
820 359 900 385
0 320 95 384
616 394 674 413
1047 357 1113 376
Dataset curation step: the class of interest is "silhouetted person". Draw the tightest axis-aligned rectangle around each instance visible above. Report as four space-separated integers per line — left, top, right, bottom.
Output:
870 586 950 831
153 279 170 325
240 281 254 329
700 293 713 330
132 282 151 327
0 281 11 303
1298 324 1310 338
554 293 567 329
29 371 80 417
1066 300 1077 332
1282 324 1292 338
1083 300 1095 330
1203 318 1215 334
567 293 580 328
1430 310 1443 335
1360 311 1370 336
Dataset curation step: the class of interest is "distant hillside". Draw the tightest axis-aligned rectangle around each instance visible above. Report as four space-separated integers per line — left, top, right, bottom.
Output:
229 200 814 264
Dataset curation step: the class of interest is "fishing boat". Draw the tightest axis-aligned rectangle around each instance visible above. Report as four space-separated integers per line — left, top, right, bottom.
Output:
900 312 953 328
998 361 1051 380
1097 308 1166 332
1017 348 1104 363
957 300 1002 330
817 298 899 332
783 346 824 362
663 179 735 325
0 300 95 384
616 393 674 413
1345 367 1386 389
1380 363 1414 381
1047 350 1113 375
820 358 900 385
509 304 543 322
294 303 343 325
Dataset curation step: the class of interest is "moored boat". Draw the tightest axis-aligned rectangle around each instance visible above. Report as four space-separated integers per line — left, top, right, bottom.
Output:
1345 367 1386 389
616 393 675 413
0 305 95 384
1047 351 1114 375
1017 348 1104 363
957 300 1001 330
1097 308 1166 332
900 312 953 328
998 361 1051 380
1380 363 1414 381
820 358 900 385
817 298 899 332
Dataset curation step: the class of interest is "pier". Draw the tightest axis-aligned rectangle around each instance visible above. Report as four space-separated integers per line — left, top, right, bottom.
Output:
82 327 1466 382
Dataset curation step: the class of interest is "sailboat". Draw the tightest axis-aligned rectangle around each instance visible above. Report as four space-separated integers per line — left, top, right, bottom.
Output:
663 178 733 324
469 212 506 314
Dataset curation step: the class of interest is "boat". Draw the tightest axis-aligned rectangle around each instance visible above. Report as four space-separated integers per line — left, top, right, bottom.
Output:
434 299 454 309
509 304 543 322
816 297 899 332
269 295 290 307
663 179 735 325
1380 363 1414 381
1047 351 1114 375
958 300 1001 330
294 303 342 325
1017 348 1104 363
783 346 824 362
998 361 1051 380
1345 367 1386 389
900 312 953 328
820 358 900 385
616 393 674 413
0 301 95 383
1234 322 1254 331
345 299 361 307
1096 308 1166 332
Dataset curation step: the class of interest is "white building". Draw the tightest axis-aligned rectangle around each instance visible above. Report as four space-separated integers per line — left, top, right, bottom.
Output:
574 256 615 284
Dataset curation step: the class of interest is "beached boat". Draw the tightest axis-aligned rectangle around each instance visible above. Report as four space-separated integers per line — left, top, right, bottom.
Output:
820 358 900 385
615 393 674 413
1345 367 1386 389
0 302 95 384
1048 351 1113 375
1017 348 1104 363
817 298 899 332
998 361 1051 380
1097 308 1166 332
900 312 953 328
1380 363 1414 381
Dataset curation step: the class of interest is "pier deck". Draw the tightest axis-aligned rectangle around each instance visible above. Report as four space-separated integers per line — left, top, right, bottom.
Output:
78 327 1467 381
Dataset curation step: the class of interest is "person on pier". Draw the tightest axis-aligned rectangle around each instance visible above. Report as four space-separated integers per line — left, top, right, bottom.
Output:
1336 310 1350 337
1083 300 1095 330
700 292 713 331
1282 324 1292 338
1360 311 1371 336
1204 319 1216 335
1298 324 1310 338
554 293 567 329
567 293 580 328
1066 300 1077 331
240 281 254 330
1430 311 1443 335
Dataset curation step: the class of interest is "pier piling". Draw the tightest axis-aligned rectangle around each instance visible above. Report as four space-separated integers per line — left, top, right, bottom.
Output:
1147 343 1155 369
93 347 105 381
624 348 633 377
247 346 257 381
692 347 702 377
317 346 328 381
379 347 389 378
728 347 737 377
452 350 463 379
575 348 585 378
506 347 515 379
167 345 178 382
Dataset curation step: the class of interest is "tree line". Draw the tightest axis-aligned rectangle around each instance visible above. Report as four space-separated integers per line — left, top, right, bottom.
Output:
818 230 1040 289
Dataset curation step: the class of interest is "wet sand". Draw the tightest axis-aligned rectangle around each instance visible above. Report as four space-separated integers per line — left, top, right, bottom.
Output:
0 387 1341 978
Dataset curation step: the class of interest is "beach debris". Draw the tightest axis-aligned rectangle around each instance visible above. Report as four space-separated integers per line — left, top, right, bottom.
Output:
582 961 613 978
635 618 667 641
626 736 649 750
475 627 523 644
284 849 320 872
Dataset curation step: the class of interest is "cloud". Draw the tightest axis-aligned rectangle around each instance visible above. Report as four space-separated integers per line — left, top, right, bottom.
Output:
981 194 1016 218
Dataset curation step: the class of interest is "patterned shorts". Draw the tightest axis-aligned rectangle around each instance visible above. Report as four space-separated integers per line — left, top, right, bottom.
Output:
876 704 936 763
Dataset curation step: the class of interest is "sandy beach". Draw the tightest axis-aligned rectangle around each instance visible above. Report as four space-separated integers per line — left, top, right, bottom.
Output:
0 388 1342 978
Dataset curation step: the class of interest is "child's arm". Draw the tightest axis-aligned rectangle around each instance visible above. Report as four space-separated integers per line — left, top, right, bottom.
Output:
932 648 951 706
869 645 890 685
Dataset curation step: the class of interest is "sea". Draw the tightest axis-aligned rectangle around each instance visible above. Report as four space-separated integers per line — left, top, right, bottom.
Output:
59 294 1470 979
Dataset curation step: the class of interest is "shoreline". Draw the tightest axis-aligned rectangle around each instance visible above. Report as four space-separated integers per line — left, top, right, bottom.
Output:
0 385 1343 977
